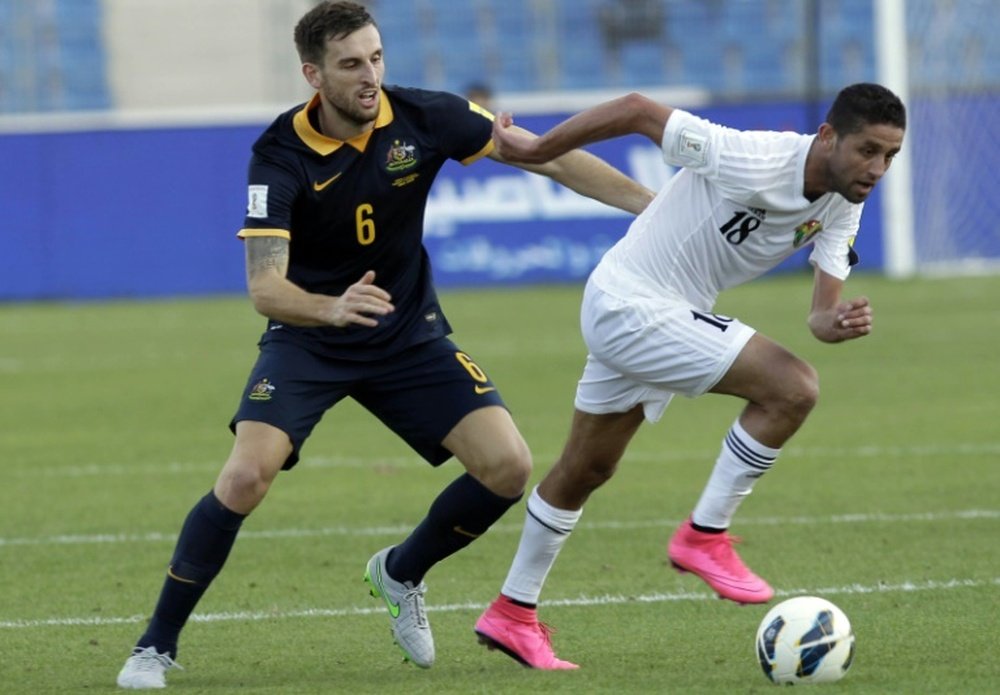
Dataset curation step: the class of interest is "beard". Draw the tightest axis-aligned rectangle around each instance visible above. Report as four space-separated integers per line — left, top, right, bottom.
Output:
324 89 379 128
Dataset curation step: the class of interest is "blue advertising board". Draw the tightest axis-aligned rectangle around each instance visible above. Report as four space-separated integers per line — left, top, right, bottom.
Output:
0 100 886 301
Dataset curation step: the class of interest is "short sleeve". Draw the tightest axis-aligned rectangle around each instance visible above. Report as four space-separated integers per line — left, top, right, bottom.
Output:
808 203 863 280
661 109 717 172
426 91 495 165
236 152 301 239
661 109 807 209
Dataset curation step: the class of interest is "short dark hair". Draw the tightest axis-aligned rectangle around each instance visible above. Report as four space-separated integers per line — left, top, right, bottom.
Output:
294 1 377 65
825 83 906 135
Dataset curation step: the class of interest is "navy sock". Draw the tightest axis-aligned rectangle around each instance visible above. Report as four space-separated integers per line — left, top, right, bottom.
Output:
507 596 536 609
690 520 726 534
137 491 245 658
387 473 521 584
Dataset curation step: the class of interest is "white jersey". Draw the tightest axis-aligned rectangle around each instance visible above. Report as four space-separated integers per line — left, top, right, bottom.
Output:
590 109 863 311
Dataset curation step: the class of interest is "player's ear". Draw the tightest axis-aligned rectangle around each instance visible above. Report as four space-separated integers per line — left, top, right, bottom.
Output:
816 122 837 150
302 62 322 89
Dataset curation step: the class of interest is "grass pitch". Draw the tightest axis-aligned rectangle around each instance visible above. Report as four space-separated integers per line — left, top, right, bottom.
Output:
2 272 998 693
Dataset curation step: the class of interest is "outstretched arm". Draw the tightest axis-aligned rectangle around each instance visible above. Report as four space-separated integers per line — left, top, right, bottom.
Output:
488 125 653 214
484 93 671 215
490 92 673 165
244 237 393 328
807 266 872 343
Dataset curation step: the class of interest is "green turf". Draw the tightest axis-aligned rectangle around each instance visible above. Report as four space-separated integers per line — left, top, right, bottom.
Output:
2 272 998 693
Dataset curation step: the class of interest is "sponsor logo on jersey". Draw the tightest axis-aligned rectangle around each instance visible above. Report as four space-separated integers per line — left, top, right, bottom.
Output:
248 378 276 401
793 219 823 247
385 139 418 173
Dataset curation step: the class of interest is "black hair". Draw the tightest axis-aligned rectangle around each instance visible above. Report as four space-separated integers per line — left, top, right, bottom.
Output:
294 1 377 65
826 83 906 135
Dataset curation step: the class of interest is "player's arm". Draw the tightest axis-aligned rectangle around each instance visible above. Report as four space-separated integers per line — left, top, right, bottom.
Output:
490 92 672 164
486 93 670 214
806 266 872 343
244 236 393 328
492 125 655 215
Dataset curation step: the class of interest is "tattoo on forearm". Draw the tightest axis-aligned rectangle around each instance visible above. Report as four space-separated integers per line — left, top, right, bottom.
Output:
246 237 289 279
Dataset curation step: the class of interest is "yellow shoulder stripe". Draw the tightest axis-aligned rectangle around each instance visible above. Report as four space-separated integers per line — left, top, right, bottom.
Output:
461 138 495 166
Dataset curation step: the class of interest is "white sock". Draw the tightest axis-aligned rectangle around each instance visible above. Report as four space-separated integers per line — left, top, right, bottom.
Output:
691 419 780 530
500 486 582 604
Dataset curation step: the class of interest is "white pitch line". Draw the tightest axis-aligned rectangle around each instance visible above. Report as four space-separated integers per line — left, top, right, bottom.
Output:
1 509 997 548
13 442 1000 478
1 577 996 630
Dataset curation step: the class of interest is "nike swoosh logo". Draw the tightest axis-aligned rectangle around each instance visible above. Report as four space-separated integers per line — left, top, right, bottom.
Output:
474 385 496 395
167 565 197 585
313 173 342 191
453 525 481 539
375 564 401 618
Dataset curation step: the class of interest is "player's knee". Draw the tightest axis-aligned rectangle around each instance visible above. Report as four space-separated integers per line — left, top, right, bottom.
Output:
215 460 276 512
558 451 619 494
472 441 532 497
498 443 533 493
779 361 820 421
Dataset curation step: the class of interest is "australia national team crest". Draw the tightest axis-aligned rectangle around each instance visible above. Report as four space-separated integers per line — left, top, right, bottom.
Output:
385 139 418 173
248 378 276 402
793 219 823 248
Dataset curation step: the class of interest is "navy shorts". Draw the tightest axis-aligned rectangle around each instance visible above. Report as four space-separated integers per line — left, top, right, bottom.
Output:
230 335 506 469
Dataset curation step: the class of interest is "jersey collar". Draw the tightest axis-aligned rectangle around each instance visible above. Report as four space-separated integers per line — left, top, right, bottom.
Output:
292 90 394 156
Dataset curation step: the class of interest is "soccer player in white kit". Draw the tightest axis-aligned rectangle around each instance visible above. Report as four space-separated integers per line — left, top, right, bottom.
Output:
474 83 906 669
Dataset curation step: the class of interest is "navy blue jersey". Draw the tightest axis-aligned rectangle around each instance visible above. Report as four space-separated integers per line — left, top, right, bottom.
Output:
238 86 495 361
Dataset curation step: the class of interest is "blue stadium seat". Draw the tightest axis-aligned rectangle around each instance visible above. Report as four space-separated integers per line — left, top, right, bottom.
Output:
619 42 667 87
483 0 532 32
6 0 111 112
719 0 765 42
560 40 606 89
478 0 539 93
556 4 607 90
438 34 490 93
2 0 997 113
762 0 805 39
495 52 538 93
53 0 102 38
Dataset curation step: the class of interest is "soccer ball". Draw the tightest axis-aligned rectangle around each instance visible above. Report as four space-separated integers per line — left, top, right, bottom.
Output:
755 596 855 685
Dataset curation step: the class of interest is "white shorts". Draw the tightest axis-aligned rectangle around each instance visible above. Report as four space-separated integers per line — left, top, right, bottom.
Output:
575 281 756 422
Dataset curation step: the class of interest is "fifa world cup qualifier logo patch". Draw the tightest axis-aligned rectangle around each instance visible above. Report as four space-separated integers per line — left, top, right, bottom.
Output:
248 378 276 401
793 219 823 248
385 139 418 172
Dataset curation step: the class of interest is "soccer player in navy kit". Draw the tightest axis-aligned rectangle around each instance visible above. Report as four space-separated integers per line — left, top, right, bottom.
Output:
116 1 653 689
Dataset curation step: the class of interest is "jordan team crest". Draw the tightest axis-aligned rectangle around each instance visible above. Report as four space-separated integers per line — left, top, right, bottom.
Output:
793 219 823 247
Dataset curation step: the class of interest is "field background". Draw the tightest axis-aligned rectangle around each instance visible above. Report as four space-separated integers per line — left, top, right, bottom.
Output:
2 272 998 693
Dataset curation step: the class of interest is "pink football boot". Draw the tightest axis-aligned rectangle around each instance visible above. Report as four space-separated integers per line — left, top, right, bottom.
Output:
668 518 774 604
475 595 579 670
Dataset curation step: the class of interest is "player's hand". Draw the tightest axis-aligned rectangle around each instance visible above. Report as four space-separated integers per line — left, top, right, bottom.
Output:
491 113 544 163
809 296 872 343
329 270 394 328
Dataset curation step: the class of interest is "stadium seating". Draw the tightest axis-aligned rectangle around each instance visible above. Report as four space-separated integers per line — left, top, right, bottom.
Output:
0 0 996 114
0 0 109 113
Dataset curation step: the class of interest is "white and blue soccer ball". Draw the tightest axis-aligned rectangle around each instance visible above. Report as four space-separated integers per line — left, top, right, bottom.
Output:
755 595 855 685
